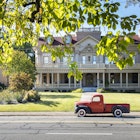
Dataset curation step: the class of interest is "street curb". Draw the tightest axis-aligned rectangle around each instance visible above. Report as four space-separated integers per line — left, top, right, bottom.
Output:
0 112 74 116
0 112 140 117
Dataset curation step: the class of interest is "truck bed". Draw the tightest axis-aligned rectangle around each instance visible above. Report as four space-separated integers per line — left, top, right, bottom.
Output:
104 103 130 113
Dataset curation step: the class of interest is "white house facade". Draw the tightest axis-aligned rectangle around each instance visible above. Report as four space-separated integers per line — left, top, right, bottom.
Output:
34 28 140 92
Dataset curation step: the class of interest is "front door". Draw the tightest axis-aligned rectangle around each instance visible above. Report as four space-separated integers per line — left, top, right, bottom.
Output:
86 73 93 87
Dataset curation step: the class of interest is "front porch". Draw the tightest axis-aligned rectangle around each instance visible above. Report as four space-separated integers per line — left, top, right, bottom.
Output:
35 72 140 92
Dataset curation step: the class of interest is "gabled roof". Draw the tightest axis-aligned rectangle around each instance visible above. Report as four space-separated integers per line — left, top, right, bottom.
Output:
38 34 140 47
132 35 140 44
73 35 99 47
38 36 77 46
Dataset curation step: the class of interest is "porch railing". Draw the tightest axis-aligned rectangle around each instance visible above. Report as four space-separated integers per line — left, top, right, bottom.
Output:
35 83 80 89
36 63 140 69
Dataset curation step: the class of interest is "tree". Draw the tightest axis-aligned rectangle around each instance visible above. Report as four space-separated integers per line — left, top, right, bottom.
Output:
125 0 140 7
0 50 36 82
14 42 35 64
1 0 140 80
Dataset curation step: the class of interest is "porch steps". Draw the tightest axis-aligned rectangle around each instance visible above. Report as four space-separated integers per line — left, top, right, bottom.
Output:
82 87 97 92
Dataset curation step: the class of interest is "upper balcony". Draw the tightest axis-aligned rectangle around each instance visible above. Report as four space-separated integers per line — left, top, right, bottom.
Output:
36 62 140 71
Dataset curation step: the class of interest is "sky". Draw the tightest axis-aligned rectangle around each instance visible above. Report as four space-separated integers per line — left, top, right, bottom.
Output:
112 0 140 36
82 0 140 36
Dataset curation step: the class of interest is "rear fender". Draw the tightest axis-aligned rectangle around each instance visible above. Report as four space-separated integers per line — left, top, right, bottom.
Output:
112 105 129 113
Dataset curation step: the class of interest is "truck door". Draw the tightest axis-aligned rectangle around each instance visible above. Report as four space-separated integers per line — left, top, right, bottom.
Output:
90 95 104 113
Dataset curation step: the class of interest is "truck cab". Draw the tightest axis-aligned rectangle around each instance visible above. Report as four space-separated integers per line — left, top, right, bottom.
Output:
88 94 104 113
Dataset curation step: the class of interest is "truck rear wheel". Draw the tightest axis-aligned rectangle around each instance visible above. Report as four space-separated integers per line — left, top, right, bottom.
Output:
113 108 122 118
77 109 86 117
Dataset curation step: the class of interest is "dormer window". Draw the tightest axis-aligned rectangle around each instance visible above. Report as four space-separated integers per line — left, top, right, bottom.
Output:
64 34 72 44
46 35 54 45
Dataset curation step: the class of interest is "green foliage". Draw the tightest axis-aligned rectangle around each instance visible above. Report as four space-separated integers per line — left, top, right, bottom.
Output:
0 89 40 104
96 88 106 93
0 82 6 91
68 62 83 81
0 89 16 104
23 90 40 103
96 31 136 69
1 50 36 82
72 88 83 93
13 91 25 103
9 72 33 91
1 0 140 80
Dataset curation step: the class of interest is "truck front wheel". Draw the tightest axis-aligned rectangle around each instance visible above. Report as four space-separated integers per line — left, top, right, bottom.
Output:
113 108 122 118
77 109 86 117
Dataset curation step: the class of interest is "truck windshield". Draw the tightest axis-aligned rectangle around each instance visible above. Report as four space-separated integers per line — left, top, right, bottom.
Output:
80 93 94 102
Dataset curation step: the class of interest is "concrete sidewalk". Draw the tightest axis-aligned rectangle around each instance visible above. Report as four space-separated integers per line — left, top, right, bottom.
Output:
0 112 140 117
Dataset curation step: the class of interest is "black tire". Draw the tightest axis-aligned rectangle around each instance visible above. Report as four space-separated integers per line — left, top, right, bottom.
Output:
113 108 122 118
77 109 86 117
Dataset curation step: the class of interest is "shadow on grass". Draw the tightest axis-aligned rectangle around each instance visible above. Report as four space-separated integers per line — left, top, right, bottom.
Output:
38 100 60 107
41 95 77 99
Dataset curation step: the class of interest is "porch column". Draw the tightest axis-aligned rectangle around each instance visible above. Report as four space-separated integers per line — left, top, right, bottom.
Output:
47 73 50 85
80 80 82 88
74 78 76 88
103 72 105 88
69 77 71 88
40 73 42 86
138 73 140 87
36 74 39 85
126 73 128 88
97 73 99 88
51 73 53 88
120 73 122 88
108 73 110 88
57 73 59 88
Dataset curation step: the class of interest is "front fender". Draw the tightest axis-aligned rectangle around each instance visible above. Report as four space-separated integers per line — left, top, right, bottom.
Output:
75 105 91 114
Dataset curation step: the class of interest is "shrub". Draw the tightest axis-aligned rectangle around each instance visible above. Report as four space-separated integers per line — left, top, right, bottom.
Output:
0 82 6 91
96 88 106 93
0 89 15 104
72 88 83 93
13 91 25 103
9 72 33 91
22 90 40 102
0 89 40 104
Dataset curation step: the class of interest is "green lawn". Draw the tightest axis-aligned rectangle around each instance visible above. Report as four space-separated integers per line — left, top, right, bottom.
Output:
0 92 140 112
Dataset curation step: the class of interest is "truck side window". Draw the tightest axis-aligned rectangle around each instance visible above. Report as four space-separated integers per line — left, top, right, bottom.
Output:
93 97 100 102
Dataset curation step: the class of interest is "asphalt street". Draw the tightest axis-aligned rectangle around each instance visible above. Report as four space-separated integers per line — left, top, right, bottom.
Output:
0 112 140 140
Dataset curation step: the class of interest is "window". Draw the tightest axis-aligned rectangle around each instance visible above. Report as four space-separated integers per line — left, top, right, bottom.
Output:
63 57 67 63
132 73 138 83
93 56 96 64
43 56 49 64
93 97 100 102
71 56 74 61
133 56 135 64
82 56 86 64
105 57 114 64
105 57 109 64
88 56 91 62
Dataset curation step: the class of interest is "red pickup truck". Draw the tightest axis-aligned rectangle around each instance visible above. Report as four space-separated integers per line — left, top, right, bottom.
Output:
75 93 130 117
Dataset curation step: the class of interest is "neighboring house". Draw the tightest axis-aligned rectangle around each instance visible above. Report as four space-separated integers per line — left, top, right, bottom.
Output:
34 28 140 92
0 69 7 86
